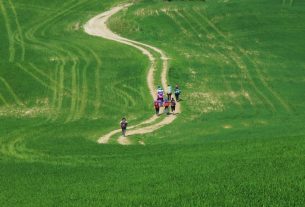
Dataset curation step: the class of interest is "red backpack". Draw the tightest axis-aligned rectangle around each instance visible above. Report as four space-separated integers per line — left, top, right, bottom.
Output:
154 101 159 108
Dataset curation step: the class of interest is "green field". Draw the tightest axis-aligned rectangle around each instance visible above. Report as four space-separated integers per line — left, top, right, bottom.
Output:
1 0 305 206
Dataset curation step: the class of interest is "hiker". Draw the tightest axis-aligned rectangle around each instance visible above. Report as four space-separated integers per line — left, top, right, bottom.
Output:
154 100 160 115
167 84 172 100
174 84 181 102
163 99 170 115
157 86 164 106
120 117 128 137
157 85 163 94
171 98 176 114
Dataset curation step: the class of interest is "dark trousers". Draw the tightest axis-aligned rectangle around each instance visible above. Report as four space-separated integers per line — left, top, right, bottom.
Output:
155 108 160 115
164 106 170 115
175 94 179 101
167 93 172 100
122 128 126 137
171 106 175 112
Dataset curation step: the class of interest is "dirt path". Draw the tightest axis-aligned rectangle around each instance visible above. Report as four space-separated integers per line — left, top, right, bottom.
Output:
84 3 181 144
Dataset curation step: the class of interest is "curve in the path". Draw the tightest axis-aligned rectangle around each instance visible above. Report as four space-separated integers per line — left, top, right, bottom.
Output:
84 3 181 144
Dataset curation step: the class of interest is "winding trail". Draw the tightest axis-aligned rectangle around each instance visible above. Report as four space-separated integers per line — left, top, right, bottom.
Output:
84 3 181 144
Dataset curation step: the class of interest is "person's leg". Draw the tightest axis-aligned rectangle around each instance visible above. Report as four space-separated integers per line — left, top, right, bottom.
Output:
122 129 126 137
175 94 178 101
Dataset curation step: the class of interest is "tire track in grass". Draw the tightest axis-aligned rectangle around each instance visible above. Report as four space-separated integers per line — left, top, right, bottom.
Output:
15 63 54 90
171 11 232 92
164 12 192 37
55 61 65 119
0 77 22 105
180 11 233 91
8 0 25 61
183 10 256 108
0 1 15 62
111 79 138 107
79 66 88 119
66 59 78 122
29 63 56 84
290 0 294 6
92 50 102 116
84 3 181 145
65 43 91 121
191 10 276 112
49 61 60 120
196 10 291 113
0 93 9 107
172 11 249 110
74 46 91 120
182 10 261 108
22 1 87 120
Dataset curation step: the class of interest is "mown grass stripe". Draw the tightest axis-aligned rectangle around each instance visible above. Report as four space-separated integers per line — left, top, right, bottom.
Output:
74 45 91 119
55 61 65 117
90 48 102 116
66 59 78 122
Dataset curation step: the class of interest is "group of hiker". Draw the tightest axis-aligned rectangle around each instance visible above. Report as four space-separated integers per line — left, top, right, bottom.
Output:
120 84 181 137
154 84 181 116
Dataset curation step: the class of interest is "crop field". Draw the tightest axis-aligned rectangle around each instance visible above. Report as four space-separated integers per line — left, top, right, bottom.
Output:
1 0 305 206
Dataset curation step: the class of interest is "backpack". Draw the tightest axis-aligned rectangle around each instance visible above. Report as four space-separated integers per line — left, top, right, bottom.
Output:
121 121 127 129
158 92 163 99
154 101 159 108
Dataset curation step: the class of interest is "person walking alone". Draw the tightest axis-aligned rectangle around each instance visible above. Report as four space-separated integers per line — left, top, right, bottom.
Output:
120 117 128 137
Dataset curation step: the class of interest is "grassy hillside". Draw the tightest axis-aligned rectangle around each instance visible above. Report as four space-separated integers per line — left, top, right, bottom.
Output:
1 0 305 206
0 0 153 149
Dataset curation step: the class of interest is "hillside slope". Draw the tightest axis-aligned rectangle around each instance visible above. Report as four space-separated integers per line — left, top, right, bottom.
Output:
0 0 305 206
